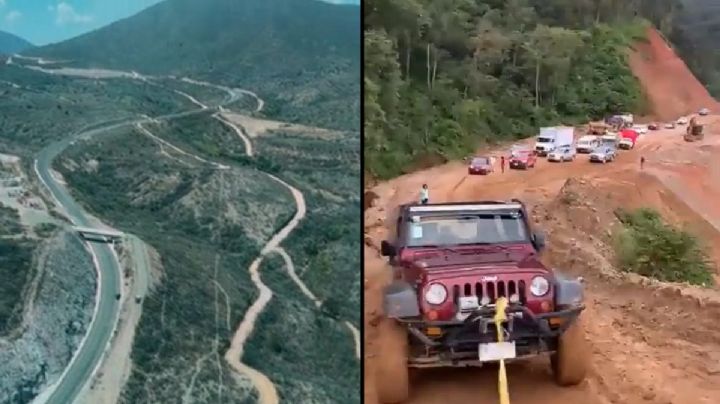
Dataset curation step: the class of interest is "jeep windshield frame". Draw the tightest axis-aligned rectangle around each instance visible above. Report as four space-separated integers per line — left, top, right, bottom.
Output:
399 204 532 248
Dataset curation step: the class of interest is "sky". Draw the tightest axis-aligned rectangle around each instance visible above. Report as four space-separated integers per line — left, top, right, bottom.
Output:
0 0 360 46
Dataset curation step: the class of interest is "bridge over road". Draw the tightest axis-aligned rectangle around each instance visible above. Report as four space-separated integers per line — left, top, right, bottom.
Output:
74 226 124 243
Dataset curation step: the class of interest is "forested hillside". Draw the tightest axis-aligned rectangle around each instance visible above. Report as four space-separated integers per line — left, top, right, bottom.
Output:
0 31 32 54
364 0 682 179
670 0 720 96
28 0 360 131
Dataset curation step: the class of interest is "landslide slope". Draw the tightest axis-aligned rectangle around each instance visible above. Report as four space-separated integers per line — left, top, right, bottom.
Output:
629 26 720 120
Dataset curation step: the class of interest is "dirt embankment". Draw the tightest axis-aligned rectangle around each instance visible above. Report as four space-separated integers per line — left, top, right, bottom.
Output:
364 140 720 404
364 116 720 404
629 27 719 121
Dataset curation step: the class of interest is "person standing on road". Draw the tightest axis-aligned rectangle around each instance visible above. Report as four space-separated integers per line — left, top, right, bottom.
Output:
640 156 645 170
420 184 429 205
500 156 506 173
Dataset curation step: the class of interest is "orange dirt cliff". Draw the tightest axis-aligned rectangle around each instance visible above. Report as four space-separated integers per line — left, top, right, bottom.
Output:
629 27 719 121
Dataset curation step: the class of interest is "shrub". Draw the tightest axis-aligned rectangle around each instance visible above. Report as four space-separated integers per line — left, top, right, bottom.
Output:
613 208 714 285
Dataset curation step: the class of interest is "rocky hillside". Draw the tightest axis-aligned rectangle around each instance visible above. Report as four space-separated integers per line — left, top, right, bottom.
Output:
0 232 95 403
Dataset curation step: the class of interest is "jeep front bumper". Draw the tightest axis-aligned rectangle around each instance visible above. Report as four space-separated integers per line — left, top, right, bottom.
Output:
401 304 584 367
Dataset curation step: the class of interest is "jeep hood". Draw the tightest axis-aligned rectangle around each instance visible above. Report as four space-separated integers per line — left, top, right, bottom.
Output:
408 247 546 274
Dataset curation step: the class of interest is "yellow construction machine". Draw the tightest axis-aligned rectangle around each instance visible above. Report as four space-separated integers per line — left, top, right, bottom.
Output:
683 116 704 142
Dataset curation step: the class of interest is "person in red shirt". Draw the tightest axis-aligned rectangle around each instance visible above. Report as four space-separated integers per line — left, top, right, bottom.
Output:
500 156 506 173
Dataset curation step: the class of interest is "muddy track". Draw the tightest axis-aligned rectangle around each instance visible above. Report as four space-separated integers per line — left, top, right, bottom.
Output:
364 122 720 404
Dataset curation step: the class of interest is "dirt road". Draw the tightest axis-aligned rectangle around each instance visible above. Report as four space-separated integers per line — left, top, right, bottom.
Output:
363 122 720 404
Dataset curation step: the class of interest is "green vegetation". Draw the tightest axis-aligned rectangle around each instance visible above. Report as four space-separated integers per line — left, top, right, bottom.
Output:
256 130 360 324
0 204 24 236
28 0 360 131
56 121 297 402
668 0 720 96
0 64 196 157
245 254 359 403
33 222 58 238
614 208 714 286
143 112 248 162
364 0 681 179
0 204 36 334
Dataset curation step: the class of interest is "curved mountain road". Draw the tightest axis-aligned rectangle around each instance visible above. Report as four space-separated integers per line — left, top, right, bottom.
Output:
33 124 129 404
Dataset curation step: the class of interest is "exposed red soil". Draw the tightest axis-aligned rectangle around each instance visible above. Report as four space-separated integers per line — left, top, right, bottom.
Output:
629 27 720 121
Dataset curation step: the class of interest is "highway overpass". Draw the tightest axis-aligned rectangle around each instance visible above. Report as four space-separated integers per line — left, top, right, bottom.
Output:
74 226 124 242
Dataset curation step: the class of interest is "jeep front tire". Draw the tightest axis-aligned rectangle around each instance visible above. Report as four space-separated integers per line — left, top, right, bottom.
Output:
551 315 589 386
375 318 409 403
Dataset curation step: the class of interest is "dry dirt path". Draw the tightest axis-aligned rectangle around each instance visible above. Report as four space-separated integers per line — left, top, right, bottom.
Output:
364 120 720 404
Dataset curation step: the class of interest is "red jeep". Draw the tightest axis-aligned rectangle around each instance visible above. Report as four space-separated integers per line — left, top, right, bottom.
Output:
509 150 536 170
377 200 588 403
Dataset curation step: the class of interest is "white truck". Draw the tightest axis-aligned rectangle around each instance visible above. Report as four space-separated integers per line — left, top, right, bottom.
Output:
601 132 620 147
575 135 600 153
619 113 634 126
534 126 574 156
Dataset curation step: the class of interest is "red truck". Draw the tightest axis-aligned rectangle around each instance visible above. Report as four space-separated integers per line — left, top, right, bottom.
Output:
509 149 536 170
618 129 639 150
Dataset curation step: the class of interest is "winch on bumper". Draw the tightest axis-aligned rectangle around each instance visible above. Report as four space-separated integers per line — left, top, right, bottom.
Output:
401 298 584 368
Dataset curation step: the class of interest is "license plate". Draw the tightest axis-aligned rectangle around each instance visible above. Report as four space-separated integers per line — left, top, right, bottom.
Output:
478 342 516 362
458 296 479 311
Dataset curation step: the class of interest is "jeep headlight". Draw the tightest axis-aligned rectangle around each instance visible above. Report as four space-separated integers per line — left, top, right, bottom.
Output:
424 283 448 305
530 276 550 296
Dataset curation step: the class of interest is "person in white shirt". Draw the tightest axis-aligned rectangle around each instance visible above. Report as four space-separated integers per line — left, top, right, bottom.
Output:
420 184 429 204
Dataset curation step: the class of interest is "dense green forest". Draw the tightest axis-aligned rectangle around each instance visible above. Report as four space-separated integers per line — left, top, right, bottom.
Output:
670 0 720 96
364 0 683 179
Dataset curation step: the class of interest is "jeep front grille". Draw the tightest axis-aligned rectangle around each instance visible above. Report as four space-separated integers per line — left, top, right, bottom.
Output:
452 280 527 306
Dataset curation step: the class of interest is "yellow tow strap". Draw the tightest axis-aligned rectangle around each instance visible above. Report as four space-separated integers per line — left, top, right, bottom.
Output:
493 296 510 404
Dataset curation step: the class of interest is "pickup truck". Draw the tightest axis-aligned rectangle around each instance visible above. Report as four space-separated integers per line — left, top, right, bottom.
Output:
575 135 599 153
618 129 638 150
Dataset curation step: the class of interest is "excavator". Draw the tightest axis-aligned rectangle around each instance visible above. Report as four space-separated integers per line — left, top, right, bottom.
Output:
683 116 704 142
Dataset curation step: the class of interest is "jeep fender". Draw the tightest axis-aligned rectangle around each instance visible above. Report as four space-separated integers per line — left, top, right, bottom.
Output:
383 281 420 319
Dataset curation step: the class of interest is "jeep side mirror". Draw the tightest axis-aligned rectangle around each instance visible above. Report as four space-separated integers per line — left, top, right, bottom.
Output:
380 240 396 257
533 231 546 251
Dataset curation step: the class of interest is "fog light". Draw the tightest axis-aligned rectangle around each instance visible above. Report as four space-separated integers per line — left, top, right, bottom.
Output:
480 296 491 306
509 293 520 304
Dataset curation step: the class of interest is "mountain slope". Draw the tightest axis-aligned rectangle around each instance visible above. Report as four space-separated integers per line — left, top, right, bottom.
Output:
629 26 719 120
27 0 360 130
0 30 32 54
